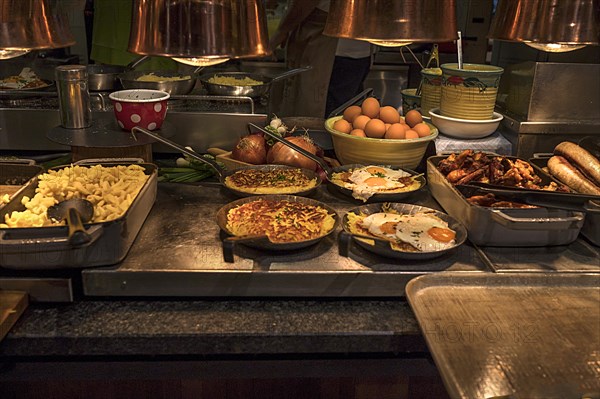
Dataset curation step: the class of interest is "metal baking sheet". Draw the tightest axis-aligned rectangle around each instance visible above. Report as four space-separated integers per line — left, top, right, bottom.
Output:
406 272 600 399
82 184 489 298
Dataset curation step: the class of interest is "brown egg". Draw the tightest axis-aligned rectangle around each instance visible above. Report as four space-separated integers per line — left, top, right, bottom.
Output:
353 115 371 130
350 129 366 137
413 122 431 137
333 118 353 134
379 106 401 124
384 123 391 131
384 123 406 139
364 118 386 138
405 109 423 128
405 129 420 139
342 105 362 123
361 97 380 118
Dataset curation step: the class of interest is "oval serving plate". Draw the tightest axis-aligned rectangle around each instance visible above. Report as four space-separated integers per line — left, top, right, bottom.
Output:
340 203 467 260
328 164 426 203
216 194 340 257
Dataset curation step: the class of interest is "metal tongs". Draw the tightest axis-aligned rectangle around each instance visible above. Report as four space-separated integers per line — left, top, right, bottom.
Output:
458 182 600 213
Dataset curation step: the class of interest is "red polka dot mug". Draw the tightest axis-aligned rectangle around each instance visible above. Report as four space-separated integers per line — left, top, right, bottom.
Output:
109 89 169 131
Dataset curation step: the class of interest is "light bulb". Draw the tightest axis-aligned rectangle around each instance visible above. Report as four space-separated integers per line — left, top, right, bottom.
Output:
525 42 587 53
173 57 230 67
367 40 413 47
0 49 30 59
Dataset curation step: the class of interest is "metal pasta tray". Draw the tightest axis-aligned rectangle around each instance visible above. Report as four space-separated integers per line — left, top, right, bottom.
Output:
0 159 158 270
529 156 600 246
406 272 600 399
427 155 585 247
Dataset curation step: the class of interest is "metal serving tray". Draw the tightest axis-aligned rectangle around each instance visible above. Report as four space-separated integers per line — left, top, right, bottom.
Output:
529 156 600 246
0 159 157 270
427 155 585 247
406 272 600 399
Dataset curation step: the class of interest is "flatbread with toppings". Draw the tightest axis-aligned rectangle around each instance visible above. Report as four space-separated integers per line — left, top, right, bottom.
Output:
224 168 318 194
0 67 49 90
225 198 335 242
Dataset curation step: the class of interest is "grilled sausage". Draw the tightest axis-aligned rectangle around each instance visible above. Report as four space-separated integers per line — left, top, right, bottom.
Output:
554 141 600 186
547 155 600 195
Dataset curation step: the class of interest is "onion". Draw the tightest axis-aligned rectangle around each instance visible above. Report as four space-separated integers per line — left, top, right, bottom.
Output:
231 134 267 164
267 136 318 170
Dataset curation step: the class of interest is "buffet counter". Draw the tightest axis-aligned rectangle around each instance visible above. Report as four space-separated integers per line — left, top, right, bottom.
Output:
1 180 599 398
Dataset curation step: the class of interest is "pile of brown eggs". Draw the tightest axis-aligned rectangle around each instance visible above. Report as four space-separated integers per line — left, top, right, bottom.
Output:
332 97 431 140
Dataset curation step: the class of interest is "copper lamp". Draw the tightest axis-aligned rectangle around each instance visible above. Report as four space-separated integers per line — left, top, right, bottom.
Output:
128 0 269 67
0 0 75 59
489 0 599 53
323 0 458 46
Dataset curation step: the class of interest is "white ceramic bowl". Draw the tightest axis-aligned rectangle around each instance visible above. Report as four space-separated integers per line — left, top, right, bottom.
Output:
428 108 503 139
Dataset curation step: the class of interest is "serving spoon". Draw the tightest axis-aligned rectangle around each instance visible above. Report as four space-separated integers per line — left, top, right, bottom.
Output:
47 198 94 247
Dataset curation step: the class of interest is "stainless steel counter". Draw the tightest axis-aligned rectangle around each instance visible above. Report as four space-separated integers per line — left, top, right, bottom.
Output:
81 183 490 298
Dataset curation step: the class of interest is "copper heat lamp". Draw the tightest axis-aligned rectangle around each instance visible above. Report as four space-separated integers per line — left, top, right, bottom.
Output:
0 0 75 59
323 0 458 46
489 0 600 53
128 0 269 67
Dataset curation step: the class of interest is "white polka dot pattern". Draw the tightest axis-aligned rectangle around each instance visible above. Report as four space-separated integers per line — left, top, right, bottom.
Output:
154 104 162 112
147 122 157 130
131 114 141 123
115 102 122 112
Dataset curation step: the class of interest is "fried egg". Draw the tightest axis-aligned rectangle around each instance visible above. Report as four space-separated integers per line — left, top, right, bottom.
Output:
345 166 413 201
361 212 456 252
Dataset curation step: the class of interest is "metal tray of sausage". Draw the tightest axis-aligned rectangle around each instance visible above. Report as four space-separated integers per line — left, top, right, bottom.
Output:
529 156 600 246
427 155 585 247
0 159 158 270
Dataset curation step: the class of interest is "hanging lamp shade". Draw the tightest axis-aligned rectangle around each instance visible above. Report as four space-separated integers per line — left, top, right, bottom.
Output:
489 0 599 52
0 0 75 59
323 0 458 47
128 0 269 65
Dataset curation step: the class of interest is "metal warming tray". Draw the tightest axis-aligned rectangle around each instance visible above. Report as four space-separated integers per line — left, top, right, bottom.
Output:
406 272 600 399
529 156 600 246
427 155 585 247
0 159 157 270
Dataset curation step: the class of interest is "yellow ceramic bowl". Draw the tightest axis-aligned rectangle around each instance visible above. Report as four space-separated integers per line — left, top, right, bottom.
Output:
324 116 438 169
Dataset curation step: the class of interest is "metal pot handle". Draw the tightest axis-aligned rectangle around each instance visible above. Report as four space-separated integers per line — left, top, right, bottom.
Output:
125 55 149 71
73 158 145 165
269 66 312 83
0 158 36 165
490 209 584 230
0 224 103 251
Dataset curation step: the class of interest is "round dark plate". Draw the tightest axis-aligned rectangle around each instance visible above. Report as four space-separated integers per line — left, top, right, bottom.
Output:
216 194 339 253
341 203 467 260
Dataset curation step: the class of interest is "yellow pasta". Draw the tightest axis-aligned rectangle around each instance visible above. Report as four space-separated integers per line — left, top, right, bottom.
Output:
0 164 149 228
